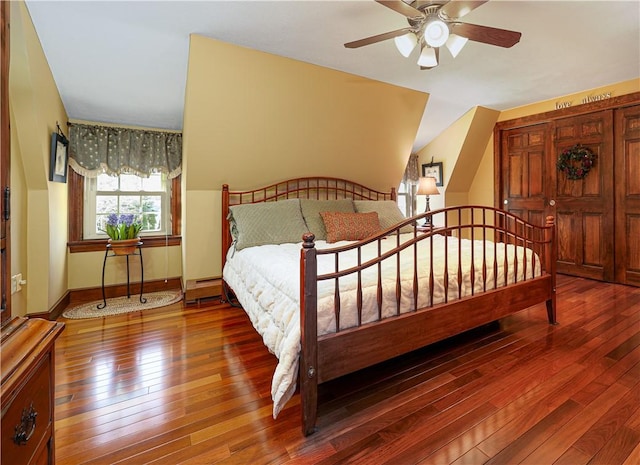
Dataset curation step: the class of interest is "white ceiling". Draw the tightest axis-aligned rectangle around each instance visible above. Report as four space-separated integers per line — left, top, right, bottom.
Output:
25 0 640 151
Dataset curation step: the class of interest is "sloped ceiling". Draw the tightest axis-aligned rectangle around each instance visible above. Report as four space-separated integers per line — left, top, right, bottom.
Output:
25 0 640 152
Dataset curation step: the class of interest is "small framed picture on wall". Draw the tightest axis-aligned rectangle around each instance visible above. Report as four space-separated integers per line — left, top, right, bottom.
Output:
49 132 69 183
421 161 443 186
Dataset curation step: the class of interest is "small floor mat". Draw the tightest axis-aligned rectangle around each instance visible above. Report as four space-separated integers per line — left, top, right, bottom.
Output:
62 290 183 319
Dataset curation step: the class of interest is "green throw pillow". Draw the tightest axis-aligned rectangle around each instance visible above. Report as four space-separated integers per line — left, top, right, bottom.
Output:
228 199 308 250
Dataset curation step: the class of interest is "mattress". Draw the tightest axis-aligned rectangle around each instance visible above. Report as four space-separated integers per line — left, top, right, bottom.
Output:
222 233 540 418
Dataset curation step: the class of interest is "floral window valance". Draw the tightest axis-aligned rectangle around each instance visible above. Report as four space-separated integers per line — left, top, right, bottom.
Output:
68 123 182 179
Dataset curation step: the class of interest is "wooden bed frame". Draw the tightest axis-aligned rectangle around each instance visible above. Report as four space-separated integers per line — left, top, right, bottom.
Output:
221 177 557 436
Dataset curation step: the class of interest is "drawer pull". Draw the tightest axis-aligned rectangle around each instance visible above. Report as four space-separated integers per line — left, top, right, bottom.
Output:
13 403 38 445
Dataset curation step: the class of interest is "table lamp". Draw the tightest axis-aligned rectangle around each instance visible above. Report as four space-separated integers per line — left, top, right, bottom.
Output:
417 176 440 227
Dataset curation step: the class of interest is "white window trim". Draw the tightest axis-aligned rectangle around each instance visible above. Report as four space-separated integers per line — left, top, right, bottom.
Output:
83 174 171 240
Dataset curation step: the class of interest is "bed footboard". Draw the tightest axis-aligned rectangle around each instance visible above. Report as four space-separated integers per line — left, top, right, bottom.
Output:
299 206 557 435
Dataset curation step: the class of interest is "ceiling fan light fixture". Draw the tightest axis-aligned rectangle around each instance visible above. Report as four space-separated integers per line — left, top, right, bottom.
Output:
394 33 417 57
423 18 449 48
417 46 438 68
445 34 468 58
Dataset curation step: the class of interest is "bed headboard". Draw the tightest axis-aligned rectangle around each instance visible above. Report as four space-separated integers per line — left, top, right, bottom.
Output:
221 177 396 271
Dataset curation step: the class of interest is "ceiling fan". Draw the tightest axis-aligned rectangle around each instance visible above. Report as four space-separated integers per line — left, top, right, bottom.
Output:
344 0 522 69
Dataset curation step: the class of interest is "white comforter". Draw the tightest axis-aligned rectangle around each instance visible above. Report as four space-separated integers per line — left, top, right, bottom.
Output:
222 233 540 418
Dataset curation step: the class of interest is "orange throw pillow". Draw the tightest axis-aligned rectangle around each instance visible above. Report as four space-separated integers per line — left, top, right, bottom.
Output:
320 211 381 243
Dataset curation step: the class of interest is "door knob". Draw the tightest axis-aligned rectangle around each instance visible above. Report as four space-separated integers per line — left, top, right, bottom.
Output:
549 199 556 206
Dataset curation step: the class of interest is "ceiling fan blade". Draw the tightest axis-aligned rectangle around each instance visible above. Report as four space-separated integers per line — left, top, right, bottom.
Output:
344 28 414 49
439 1 488 20
451 22 521 48
375 0 424 19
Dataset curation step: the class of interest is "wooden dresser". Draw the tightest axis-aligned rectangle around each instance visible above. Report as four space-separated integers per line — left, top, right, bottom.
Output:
1 317 64 465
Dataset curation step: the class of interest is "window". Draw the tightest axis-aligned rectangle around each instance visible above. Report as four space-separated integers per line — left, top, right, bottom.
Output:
68 170 181 252
397 180 417 218
83 173 170 239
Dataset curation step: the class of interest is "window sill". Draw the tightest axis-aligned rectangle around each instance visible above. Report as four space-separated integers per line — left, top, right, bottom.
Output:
68 235 182 253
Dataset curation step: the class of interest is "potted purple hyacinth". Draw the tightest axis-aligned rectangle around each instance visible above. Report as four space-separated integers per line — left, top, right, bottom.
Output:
102 213 143 255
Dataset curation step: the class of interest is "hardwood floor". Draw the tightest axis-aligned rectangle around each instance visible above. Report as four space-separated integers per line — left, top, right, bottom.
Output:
54 275 640 464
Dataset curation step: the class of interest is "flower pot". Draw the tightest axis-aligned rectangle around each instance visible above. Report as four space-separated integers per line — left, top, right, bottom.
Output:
108 238 141 255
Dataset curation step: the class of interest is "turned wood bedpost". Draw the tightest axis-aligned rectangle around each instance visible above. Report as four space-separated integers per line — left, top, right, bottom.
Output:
221 184 230 270
300 232 318 436
545 216 558 325
221 184 232 300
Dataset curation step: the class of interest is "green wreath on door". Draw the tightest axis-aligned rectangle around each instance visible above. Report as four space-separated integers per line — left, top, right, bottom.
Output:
556 144 597 180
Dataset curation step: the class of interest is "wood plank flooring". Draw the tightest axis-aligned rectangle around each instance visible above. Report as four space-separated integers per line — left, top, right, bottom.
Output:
54 275 640 464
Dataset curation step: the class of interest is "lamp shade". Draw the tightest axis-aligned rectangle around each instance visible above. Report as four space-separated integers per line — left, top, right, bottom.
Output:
417 47 438 68
445 34 468 58
394 33 418 57
423 18 450 47
417 176 439 195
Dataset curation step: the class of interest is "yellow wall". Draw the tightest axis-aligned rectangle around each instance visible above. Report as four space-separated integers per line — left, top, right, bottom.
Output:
182 35 429 281
414 106 498 217
9 0 68 315
497 79 640 122
8 108 27 315
68 246 183 291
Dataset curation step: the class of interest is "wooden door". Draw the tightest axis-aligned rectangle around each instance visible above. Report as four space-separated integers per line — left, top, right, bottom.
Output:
1 0 10 323
499 123 552 228
614 104 640 286
552 111 615 282
496 93 640 285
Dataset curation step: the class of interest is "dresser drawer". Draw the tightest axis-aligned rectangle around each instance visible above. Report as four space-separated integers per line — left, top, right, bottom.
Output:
1 354 53 465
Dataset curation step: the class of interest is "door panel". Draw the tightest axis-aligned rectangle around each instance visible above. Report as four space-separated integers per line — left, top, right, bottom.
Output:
554 210 609 276
500 124 550 226
552 111 614 281
615 105 640 285
583 214 603 267
556 211 575 267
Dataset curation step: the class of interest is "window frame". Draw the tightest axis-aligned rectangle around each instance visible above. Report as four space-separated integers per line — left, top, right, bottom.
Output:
68 169 181 252
84 172 170 240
